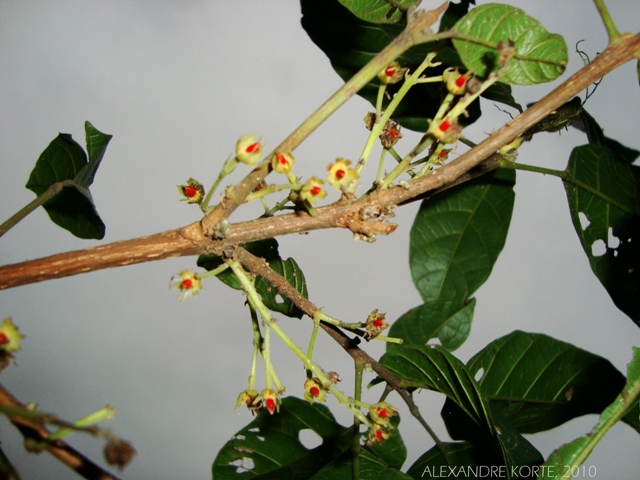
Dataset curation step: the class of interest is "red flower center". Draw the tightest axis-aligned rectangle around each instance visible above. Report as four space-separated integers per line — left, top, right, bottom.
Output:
310 386 320 397
378 408 389 418
390 129 398 138
277 154 288 165
184 185 197 197
310 186 322 196
375 428 383 439
373 318 384 327
0 333 8 345
181 279 193 290
245 142 260 153
335 169 346 179
439 120 451 132
385 66 396 77
265 398 276 413
455 75 467 87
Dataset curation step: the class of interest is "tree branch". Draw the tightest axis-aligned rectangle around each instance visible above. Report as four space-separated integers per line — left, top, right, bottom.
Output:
1 33 638 291
0 383 122 480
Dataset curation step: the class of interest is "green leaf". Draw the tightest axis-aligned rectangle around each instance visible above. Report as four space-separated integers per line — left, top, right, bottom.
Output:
300 0 481 133
197 239 309 319
336 0 419 24
387 298 475 352
75 121 113 188
538 348 640 480
212 397 350 479
380 345 542 471
25 130 108 239
381 346 494 433
409 168 515 303
452 4 568 84
311 414 408 479
564 145 640 325
451 331 640 435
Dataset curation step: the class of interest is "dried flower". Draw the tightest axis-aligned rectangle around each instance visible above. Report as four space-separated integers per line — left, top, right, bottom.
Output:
364 309 389 340
104 437 136 471
367 424 391 445
235 389 261 414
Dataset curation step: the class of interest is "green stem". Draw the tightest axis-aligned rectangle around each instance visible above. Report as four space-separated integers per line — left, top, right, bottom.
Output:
201 156 238 213
356 52 440 175
0 179 76 239
498 159 636 214
248 306 263 391
49 406 115 441
351 359 366 480
593 0 621 43
226 259 370 425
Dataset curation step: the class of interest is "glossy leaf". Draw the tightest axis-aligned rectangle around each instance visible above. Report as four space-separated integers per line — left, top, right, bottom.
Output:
336 0 419 24
452 4 568 84
380 346 494 433
387 298 475 352
564 145 640 325
212 397 350 479
538 348 640 480
197 239 309 318
451 331 640 434
25 126 109 239
380 345 541 471
409 168 515 303
300 0 483 133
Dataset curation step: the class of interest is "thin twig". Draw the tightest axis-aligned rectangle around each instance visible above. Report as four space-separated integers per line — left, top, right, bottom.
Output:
0 384 122 480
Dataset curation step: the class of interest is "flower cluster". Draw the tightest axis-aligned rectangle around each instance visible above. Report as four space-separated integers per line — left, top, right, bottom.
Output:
235 388 281 415
367 402 397 445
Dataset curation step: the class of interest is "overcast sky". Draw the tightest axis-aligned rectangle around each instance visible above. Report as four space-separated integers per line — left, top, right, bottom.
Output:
1 1 639 479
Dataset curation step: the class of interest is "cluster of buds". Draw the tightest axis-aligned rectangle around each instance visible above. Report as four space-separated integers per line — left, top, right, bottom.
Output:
364 113 403 149
236 134 264 166
303 377 328 403
367 402 397 445
170 271 202 301
326 158 359 191
377 61 408 85
177 178 204 204
363 309 389 341
235 388 281 415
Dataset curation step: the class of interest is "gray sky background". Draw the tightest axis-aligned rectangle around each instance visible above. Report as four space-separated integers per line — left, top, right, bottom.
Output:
1 1 639 479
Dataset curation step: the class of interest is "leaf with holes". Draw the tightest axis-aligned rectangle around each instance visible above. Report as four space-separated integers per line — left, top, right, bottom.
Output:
337 0 419 24
387 298 475 352
198 239 308 318
452 4 568 84
409 168 515 304
564 144 640 325
25 123 111 239
444 331 640 435
538 347 640 480
212 397 350 479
